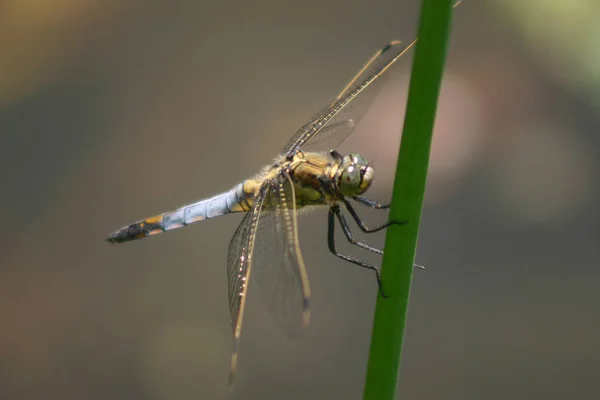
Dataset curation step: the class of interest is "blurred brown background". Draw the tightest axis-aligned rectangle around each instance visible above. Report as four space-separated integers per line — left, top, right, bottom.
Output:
1 1 599 399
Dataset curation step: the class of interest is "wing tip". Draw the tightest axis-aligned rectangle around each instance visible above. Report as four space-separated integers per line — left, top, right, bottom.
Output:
228 340 240 390
302 310 311 329
302 297 311 328
382 40 402 53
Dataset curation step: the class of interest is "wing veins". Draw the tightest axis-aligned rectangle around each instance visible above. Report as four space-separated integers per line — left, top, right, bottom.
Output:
281 39 417 156
226 184 268 386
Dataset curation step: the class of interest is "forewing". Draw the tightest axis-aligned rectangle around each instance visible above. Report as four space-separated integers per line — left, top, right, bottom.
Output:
281 39 416 156
298 119 356 153
226 185 268 386
254 173 311 340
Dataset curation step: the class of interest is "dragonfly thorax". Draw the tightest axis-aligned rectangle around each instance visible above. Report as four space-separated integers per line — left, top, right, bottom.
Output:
336 153 374 197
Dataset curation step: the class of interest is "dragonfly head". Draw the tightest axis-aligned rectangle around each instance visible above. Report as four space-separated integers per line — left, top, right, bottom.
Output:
337 153 374 196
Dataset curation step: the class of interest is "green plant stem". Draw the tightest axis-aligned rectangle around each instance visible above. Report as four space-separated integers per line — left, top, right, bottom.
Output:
363 1 455 399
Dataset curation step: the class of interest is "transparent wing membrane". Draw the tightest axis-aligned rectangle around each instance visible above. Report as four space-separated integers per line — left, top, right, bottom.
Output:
225 173 312 383
254 173 311 340
281 39 417 156
226 186 268 386
298 119 356 153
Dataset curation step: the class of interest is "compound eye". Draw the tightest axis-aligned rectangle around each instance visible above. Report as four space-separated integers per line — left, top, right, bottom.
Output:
350 153 368 165
339 164 361 196
357 165 374 194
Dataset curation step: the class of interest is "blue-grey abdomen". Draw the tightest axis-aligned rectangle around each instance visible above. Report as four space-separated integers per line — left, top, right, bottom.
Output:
106 183 248 243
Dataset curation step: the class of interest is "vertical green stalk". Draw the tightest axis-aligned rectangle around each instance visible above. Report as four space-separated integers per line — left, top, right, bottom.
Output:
363 1 455 399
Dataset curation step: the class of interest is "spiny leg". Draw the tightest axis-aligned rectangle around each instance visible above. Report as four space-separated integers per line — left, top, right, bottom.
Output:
328 206 388 297
346 199 425 268
342 199 406 233
332 205 383 255
330 204 426 272
352 195 390 209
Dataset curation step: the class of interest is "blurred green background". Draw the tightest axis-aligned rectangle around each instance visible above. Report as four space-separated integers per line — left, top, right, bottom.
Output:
1 1 598 399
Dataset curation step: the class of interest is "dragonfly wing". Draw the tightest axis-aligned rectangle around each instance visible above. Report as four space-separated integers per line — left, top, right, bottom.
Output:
280 39 417 156
253 172 311 340
226 185 268 386
297 118 356 153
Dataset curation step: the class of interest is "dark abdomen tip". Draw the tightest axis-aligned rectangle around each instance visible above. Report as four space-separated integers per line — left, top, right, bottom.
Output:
106 215 164 244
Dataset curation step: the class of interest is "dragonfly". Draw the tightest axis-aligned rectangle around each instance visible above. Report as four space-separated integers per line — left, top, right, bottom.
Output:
107 38 419 385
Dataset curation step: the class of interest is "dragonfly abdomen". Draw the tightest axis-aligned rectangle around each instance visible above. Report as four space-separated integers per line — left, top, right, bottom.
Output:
106 183 249 243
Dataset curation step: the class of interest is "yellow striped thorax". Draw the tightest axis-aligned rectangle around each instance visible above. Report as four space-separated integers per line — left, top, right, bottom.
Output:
241 151 375 208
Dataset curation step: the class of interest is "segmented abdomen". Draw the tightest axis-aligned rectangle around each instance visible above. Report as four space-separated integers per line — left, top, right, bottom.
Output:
106 183 249 243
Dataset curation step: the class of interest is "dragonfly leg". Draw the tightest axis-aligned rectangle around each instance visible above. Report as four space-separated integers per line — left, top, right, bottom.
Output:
331 205 383 254
328 206 388 297
352 195 390 209
342 199 406 233
330 205 424 271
